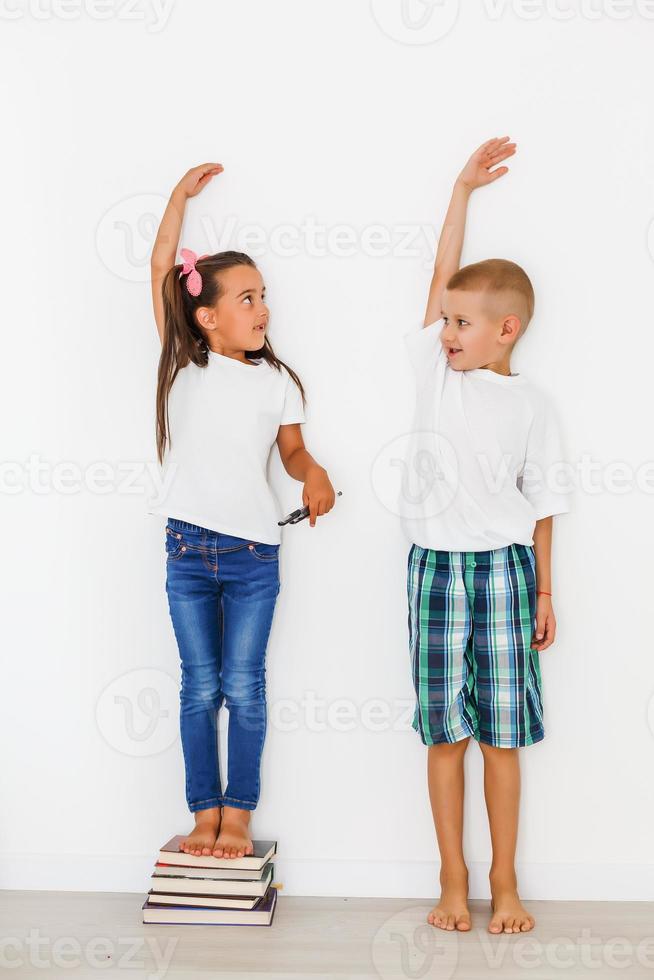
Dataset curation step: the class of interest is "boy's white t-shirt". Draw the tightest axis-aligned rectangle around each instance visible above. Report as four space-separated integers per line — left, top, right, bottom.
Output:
147 351 306 544
399 319 572 551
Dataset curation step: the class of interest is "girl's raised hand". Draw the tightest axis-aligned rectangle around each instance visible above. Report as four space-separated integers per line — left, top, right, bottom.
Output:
457 137 516 191
175 162 224 199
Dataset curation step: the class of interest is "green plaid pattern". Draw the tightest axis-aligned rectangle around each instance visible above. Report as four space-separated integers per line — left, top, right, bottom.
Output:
407 543 544 748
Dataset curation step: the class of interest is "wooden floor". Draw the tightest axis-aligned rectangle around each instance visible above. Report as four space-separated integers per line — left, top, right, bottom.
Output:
2 890 653 979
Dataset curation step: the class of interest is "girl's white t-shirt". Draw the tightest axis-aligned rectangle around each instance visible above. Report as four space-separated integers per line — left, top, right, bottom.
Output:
399 319 572 551
147 351 306 544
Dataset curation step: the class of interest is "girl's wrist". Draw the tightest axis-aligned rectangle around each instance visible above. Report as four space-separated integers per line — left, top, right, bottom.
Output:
454 176 474 196
171 185 188 207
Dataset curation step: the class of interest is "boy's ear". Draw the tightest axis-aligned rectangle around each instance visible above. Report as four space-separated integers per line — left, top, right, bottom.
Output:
500 314 522 344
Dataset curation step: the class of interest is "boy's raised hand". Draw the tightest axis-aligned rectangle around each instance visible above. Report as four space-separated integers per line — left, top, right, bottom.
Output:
457 137 516 191
175 162 224 199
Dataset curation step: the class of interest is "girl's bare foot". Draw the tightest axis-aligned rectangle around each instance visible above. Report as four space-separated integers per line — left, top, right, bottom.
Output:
212 805 254 858
428 867 472 931
488 869 535 933
179 807 222 856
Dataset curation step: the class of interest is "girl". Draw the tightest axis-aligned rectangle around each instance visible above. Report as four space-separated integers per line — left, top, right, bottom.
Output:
149 162 336 860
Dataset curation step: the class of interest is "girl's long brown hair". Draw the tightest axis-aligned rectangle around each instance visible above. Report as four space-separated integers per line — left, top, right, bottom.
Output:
156 251 306 464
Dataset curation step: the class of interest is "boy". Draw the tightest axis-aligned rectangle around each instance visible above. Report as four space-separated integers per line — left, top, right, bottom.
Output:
401 137 571 934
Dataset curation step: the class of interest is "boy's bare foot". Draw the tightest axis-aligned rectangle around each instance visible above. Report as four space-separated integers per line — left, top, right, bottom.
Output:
212 805 254 858
179 807 222 856
428 867 472 931
488 869 535 933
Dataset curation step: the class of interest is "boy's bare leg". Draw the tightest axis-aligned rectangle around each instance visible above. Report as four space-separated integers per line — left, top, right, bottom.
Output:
179 806 222 855
426 737 472 931
479 743 536 933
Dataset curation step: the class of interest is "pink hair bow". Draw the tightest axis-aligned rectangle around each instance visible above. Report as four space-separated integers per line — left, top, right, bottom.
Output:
179 248 210 297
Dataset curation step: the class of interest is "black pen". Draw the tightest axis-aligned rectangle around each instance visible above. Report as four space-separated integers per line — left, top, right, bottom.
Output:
278 490 343 526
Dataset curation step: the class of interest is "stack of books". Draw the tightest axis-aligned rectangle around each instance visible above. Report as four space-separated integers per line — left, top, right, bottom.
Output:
142 835 278 926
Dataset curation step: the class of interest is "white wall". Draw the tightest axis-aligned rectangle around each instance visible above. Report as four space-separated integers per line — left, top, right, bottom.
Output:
2 0 653 900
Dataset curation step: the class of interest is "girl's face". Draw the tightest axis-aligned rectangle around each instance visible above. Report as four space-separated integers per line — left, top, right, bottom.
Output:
198 265 269 353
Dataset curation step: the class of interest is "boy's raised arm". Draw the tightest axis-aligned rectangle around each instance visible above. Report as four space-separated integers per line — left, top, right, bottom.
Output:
150 162 223 346
423 137 516 328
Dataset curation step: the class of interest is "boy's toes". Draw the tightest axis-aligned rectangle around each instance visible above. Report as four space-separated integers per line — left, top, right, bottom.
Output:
456 913 471 931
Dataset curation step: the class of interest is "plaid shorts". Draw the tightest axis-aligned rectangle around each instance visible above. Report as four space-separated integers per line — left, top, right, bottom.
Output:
407 542 544 748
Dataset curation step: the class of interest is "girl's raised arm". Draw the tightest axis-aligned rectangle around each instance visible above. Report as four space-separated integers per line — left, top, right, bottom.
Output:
150 163 223 345
423 137 515 328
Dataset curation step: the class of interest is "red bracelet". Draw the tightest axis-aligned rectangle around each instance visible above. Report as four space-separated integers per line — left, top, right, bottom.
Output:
537 590 552 596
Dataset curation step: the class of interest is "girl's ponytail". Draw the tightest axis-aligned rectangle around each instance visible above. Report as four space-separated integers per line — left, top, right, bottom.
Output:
155 252 306 466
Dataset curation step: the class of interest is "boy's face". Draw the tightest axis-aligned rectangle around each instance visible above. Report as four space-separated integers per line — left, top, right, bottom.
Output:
440 288 518 372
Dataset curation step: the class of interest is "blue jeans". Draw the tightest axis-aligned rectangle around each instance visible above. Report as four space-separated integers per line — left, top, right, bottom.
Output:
164 517 280 813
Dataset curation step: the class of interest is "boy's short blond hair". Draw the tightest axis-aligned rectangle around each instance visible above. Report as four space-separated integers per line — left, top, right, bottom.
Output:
446 259 535 338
